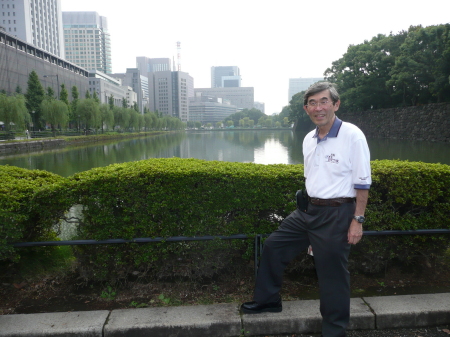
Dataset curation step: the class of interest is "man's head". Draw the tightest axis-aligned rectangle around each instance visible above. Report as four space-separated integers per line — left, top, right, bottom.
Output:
303 82 340 106
303 82 341 130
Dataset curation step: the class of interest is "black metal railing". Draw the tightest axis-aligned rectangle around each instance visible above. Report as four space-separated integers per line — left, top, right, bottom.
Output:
11 229 450 278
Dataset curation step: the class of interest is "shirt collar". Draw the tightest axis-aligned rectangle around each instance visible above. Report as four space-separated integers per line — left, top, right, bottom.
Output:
313 117 342 142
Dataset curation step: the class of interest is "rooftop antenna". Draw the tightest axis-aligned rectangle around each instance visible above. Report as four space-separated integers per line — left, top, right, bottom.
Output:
177 41 181 71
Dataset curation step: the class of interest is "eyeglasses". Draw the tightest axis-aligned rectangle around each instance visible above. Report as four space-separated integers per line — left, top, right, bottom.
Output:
306 100 331 108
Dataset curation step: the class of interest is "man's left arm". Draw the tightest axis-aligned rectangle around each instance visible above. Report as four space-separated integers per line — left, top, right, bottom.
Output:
348 188 368 245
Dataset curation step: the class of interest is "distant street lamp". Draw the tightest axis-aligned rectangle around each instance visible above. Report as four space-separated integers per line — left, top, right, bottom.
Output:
43 74 60 99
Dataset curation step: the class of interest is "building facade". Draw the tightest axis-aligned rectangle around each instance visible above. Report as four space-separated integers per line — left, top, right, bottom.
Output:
62 11 111 74
194 87 254 110
153 70 194 122
0 0 65 57
253 101 265 114
136 56 172 112
211 66 241 88
110 68 146 113
288 77 324 102
189 93 237 125
88 70 137 108
0 29 88 98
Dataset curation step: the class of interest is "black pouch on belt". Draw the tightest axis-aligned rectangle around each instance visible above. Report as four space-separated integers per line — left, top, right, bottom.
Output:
296 189 309 212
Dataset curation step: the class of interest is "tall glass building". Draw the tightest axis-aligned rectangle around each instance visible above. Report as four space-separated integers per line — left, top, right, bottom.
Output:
62 11 112 74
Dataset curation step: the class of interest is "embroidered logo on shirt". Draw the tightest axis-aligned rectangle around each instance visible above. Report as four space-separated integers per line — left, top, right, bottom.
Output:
325 153 339 164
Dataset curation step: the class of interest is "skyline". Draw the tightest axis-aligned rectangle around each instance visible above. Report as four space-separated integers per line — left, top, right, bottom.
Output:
61 0 450 115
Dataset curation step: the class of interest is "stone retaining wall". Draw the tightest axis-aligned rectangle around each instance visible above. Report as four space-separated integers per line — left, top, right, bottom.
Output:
0 139 66 154
342 102 450 143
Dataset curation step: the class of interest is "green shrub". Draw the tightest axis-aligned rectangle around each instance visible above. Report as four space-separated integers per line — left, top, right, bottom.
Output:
350 160 450 273
0 165 69 262
1 159 449 281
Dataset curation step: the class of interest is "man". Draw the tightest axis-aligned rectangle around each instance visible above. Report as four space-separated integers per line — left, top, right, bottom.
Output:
241 82 371 337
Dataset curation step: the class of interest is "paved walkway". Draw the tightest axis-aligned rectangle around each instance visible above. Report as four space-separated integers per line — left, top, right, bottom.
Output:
0 293 449 336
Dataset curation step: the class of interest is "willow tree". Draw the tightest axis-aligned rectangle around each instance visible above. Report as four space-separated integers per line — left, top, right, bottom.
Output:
0 94 30 132
41 98 69 136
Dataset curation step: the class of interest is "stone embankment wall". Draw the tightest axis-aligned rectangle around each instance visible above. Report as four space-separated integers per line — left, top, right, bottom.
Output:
0 139 66 154
342 102 450 143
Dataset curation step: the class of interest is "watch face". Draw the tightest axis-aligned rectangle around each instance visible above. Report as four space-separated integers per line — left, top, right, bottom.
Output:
354 216 365 223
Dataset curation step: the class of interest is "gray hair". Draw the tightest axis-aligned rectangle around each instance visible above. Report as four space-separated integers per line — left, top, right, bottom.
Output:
303 82 340 106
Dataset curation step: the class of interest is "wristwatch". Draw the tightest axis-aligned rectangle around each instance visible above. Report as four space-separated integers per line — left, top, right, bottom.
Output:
353 215 365 223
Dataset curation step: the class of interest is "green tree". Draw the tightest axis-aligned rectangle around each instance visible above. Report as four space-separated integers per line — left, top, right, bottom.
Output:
76 99 100 132
99 103 114 132
128 109 140 131
46 87 55 99
388 24 450 105
24 70 45 130
92 91 100 104
121 97 127 108
85 90 91 99
15 85 22 94
0 94 29 132
108 95 115 110
70 86 79 126
288 91 312 131
60 84 69 106
40 98 69 136
224 108 265 127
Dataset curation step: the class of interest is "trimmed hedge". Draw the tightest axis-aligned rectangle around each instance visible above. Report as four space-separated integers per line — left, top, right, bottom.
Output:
1 159 449 281
0 165 69 261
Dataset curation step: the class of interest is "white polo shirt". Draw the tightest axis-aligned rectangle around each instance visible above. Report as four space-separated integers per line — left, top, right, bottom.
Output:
303 117 371 199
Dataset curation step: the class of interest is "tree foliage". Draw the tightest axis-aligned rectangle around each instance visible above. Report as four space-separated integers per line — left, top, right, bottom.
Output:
24 70 45 129
324 24 450 112
223 108 265 127
0 94 29 131
76 99 100 131
40 98 69 135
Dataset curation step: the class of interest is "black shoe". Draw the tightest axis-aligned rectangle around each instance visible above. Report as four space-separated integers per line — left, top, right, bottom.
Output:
240 298 282 314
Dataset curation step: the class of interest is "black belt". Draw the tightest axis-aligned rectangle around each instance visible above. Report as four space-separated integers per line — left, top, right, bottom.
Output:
309 197 355 207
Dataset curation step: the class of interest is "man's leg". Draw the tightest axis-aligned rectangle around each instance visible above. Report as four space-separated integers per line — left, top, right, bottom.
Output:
253 209 311 304
308 203 354 337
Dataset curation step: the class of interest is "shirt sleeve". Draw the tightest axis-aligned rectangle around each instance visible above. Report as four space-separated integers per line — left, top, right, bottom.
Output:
351 138 371 190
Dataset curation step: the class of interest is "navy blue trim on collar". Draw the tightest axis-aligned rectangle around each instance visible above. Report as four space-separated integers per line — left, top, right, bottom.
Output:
313 117 342 143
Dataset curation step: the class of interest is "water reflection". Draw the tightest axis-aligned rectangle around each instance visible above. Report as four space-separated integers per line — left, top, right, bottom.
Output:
0 130 448 177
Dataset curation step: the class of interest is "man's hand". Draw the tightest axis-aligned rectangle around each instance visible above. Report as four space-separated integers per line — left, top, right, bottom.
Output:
348 220 363 245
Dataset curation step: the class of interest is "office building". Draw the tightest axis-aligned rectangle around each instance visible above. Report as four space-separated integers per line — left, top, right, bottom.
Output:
194 87 254 110
136 57 172 112
110 68 147 113
288 77 324 102
0 29 88 131
152 71 194 122
0 0 64 57
211 66 241 88
253 101 265 114
62 11 112 74
88 70 137 108
189 93 237 125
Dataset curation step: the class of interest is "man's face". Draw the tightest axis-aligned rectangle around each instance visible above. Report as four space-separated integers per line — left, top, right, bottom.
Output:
303 90 340 129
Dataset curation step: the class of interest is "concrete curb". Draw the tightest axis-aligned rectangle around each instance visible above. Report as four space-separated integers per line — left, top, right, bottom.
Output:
0 293 449 337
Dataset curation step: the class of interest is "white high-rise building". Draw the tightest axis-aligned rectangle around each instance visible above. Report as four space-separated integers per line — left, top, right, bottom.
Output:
0 0 65 57
288 77 324 102
62 11 111 74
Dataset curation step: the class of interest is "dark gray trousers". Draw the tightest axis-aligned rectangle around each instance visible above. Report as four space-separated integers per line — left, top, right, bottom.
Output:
253 202 355 337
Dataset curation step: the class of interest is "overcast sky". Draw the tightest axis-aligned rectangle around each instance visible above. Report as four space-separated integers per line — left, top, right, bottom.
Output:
61 0 449 115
